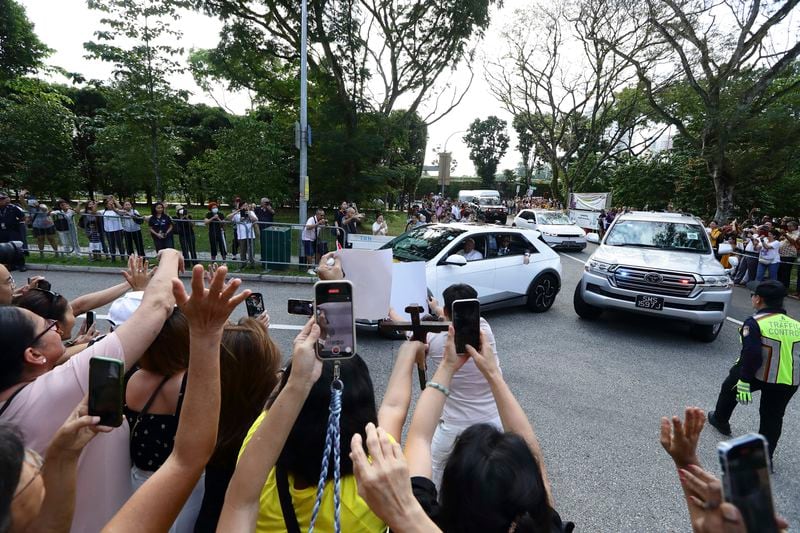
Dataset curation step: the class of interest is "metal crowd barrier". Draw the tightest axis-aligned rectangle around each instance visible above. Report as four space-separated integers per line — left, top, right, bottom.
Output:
9 210 348 271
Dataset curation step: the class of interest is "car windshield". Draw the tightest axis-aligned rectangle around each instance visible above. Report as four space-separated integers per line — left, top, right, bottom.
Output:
605 220 710 253
478 197 501 206
537 212 572 225
380 226 466 261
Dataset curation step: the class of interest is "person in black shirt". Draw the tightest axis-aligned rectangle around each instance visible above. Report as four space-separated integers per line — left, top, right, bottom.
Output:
254 198 275 226
174 206 198 267
0 191 28 271
204 202 227 261
334 201 348 247
148 202 174 251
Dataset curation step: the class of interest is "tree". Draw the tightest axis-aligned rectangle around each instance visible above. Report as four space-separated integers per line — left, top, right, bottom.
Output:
463 116 509 188
0 0 51 81
512 114 536 189
487 0 658 202
85 0 192 200
597 0 800 222
0 89 78 197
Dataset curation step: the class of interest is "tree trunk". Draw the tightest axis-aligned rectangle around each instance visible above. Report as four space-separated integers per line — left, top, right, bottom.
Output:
549 161 560 201
710 158 735 223
150 120 161 201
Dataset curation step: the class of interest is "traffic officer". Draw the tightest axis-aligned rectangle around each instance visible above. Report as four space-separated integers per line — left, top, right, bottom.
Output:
708 280 800 463
0 191 27 271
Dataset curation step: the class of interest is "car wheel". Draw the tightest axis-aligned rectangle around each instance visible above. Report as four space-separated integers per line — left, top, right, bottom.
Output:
527 274 558 312
573 284 603 319
690 321 724 343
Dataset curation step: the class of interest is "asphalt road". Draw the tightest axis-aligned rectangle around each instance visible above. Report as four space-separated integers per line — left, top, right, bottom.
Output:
37 246 800 532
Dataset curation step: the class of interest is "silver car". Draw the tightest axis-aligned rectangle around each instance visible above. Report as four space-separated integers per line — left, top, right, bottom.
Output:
574 211 733 342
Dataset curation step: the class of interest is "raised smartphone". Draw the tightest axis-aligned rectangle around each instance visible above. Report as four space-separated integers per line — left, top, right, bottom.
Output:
88 357 124 427
288 298 314 316
717 433 778 533
452 299 481 355
314 280 355 360
85 310 95 329
245 293 265 317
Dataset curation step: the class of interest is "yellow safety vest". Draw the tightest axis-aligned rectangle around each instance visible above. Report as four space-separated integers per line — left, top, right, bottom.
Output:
754 313 800 386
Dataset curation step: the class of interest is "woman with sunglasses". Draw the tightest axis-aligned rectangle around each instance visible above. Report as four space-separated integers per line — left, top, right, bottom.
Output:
14 255 152 350
0 249 183 532
0 397 111 532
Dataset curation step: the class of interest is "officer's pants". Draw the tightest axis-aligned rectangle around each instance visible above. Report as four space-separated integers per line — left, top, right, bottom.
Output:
714 363 798 458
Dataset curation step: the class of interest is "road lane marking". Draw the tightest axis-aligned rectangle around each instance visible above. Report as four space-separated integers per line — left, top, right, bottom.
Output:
559 253 747 326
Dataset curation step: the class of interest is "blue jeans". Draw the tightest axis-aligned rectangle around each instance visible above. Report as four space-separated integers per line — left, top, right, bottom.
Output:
756 261 779 281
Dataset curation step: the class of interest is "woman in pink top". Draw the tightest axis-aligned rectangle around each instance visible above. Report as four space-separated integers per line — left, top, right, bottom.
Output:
0 249 184 533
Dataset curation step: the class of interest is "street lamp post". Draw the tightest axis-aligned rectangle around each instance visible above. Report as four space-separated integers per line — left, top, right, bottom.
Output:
298 0 309 225
438 130 466 197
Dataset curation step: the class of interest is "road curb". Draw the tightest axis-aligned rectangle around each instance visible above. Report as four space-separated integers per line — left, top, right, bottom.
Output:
24 263 317 284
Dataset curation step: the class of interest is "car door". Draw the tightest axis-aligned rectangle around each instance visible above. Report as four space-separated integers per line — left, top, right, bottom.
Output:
434 233 497 303
492 232 539 301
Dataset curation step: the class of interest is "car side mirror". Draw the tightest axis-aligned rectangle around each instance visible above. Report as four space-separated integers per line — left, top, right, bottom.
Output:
445 254 467 266
717 243 733 255
586 233 600 244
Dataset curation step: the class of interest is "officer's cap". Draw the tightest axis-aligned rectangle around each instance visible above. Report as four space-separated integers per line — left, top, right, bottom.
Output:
746 280 787 301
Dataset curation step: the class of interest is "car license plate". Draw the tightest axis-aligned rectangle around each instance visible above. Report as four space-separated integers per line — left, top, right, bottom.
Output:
635 295 664 310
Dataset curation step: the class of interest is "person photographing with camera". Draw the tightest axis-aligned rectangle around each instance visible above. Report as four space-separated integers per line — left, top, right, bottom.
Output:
302 209 326 275
227 202 257 267
754 229 782 281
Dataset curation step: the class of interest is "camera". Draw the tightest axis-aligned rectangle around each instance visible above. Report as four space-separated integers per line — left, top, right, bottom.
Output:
0 241 24 265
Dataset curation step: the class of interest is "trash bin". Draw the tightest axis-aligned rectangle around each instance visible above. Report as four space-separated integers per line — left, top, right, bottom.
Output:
261 227 290 270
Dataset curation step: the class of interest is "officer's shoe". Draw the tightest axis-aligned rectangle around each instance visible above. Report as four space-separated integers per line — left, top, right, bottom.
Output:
707 411 732 436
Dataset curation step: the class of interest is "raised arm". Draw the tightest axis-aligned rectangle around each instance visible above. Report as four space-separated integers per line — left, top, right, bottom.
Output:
404 326 466 479
103 265 248 533
378 341 424 442
113 249 182 369
467 332 552 504
217 320 322 532
70 256 151 317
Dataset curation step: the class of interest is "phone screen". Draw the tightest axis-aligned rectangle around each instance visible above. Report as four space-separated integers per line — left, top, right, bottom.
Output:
245 293 265 317
85 311 95 328
452 299 481 355
719 435 777 533
314 281 355 360
88 357 124 427
288 299 314 316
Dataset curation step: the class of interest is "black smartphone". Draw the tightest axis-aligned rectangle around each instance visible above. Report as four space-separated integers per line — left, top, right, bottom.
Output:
452 299 481 355
287 298 314 316
245 293 265 317
314 280 356 360
88 357 124 427
29 278 52 292
718 434 778 533
85 311 95 329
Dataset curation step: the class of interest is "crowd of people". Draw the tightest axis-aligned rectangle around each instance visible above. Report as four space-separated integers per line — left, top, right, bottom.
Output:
0 241 792 532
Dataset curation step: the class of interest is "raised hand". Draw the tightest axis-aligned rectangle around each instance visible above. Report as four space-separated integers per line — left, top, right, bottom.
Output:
48 397 112 456
317 252 343 281
660 407 705 468
465 330 497 380
442 325 470 375
122 254 153 291
172 264 250 333
288 318 323 389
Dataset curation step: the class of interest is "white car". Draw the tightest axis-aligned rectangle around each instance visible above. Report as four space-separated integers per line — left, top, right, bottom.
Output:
513 209 587 251
378 223 562 312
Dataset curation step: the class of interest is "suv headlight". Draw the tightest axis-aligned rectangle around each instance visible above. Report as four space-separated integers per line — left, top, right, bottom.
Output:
701 275 732 289
541 231 557 237
585 259 614 275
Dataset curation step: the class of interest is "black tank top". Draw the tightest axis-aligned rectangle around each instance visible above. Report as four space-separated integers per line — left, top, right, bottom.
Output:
124 372 188 471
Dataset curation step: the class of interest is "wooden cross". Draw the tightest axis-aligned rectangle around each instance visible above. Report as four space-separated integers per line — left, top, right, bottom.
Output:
379 304 450 389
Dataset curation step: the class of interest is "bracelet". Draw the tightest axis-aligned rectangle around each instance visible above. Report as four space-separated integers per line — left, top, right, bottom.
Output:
425 381 450 397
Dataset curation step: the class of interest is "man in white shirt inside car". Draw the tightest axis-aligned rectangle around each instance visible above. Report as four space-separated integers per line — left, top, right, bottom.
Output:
459 237 483 261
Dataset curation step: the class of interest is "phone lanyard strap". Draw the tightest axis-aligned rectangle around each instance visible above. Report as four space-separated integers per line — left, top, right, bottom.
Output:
308 362 343 533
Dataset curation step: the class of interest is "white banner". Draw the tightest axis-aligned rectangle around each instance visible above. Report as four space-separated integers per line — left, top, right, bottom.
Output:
569 209 601 231
569 192 611 211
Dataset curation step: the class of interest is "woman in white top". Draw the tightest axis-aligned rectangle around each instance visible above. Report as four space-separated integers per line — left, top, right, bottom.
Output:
228 203 258 266
755 228 782 281
372 213 388 236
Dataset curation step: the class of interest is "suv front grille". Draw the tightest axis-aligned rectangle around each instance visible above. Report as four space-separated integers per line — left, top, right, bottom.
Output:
612 267 696 297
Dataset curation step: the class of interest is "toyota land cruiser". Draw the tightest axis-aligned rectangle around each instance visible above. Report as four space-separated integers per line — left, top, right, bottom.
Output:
573 212 733 342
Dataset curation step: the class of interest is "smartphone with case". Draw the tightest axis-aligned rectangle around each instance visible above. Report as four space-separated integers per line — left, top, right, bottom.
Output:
452 299 481 355
717 433 778 533
314 280 355 360
88 357 124 427
85 310 95 329
288 298 314 316
245 293 265 317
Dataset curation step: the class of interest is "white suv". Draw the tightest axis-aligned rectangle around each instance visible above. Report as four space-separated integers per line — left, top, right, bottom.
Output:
573 212 733 342
380 223 562 312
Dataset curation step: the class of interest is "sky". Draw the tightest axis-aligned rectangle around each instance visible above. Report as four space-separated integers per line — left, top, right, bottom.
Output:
20 0 530 178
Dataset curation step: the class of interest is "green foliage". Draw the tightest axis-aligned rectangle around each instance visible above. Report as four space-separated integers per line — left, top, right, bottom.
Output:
0 88 78 197
0 0 51 81
463 116 509 188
